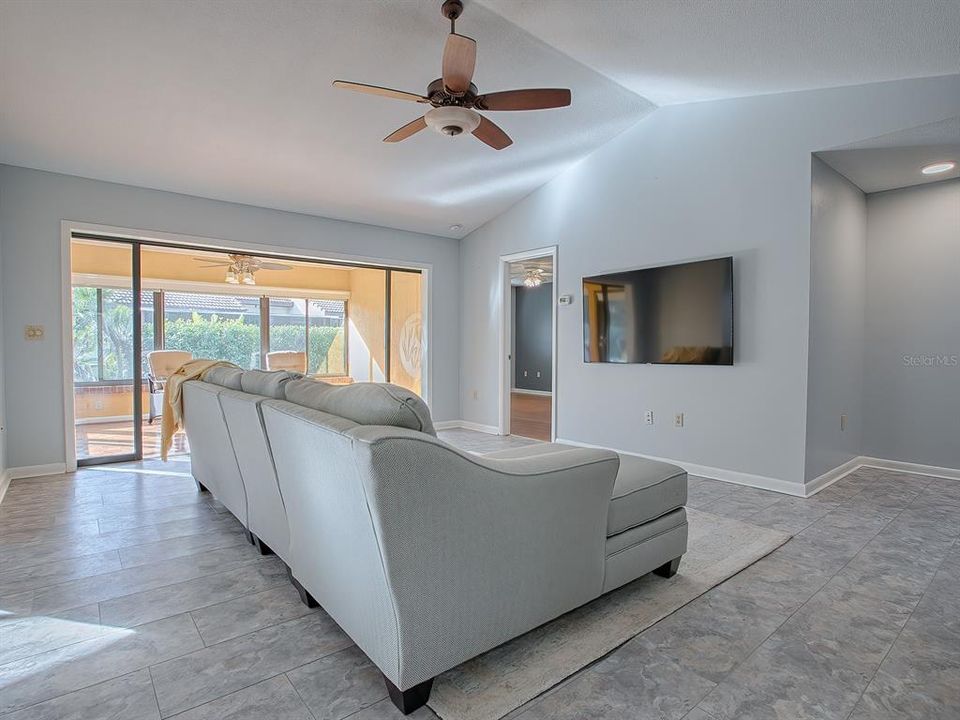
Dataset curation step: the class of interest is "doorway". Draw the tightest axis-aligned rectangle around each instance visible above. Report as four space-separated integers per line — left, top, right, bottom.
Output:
499 247 557 442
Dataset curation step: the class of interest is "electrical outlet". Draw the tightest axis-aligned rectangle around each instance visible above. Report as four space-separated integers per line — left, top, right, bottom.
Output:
24 324 44 340
644 410 654 425
674 413 684 428
536 371 541 378
840 414 848 432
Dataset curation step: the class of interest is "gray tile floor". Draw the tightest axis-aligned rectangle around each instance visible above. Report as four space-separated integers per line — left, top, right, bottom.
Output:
0 432 956 719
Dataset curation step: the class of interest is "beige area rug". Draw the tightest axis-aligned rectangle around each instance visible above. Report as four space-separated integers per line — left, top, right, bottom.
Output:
428 509 790 720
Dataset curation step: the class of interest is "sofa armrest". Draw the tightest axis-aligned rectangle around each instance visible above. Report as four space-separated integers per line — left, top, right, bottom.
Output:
348 428 619 687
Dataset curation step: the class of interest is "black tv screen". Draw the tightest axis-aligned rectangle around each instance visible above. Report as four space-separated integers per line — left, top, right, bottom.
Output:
583 257 734 365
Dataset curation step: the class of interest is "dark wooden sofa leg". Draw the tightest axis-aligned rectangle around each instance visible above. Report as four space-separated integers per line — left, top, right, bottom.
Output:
384 675 434 715
251 535 274 556
286 567 319 608
653 556 681 578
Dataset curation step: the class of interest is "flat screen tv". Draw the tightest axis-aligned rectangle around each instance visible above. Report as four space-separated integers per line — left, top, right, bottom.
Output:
582 257 734 365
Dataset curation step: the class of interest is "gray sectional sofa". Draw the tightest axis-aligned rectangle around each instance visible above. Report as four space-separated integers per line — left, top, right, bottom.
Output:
181 369 688 714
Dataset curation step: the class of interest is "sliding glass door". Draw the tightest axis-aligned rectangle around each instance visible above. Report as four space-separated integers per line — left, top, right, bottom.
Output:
71 234 426 466
72 239 143 464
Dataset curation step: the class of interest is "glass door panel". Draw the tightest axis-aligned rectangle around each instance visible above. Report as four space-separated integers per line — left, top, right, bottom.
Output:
346 268 387 383
308 299 346 376
163 291 262 369
72 239 140 463
267 297 306 371
389 270 423 395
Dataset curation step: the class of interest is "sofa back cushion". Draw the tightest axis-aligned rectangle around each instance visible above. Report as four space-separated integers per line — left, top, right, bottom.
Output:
240 369 301 398
203 366 244 390
283 378 436 436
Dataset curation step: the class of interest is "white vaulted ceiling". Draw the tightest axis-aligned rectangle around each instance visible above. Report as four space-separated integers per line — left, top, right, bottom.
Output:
478 0 960 105
0 0 650 238
1 1 957 238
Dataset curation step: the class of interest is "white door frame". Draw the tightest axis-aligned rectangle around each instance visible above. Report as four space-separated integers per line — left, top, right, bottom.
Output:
498 246 558 441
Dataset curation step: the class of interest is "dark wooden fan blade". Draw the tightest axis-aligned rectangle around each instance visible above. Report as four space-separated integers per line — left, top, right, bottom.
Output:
442 33 476 93
472 115 512 150
332 80 428 104
475 88 571 111
384 116 428 143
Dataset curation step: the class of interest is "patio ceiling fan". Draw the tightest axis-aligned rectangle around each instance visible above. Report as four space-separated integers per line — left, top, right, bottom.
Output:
332 0 571 150
192 253 292 286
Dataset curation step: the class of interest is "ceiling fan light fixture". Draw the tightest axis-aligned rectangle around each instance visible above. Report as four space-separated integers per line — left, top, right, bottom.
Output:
523 268 544 288
225 269 238 284
425 106 480 137
242 271 256 285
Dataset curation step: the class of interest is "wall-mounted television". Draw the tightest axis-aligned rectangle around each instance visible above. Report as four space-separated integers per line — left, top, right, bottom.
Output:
583 257 734 365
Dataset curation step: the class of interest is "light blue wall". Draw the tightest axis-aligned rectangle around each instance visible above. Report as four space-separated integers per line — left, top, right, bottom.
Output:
863 178 960 469
805 157 867 482
0 186 6 479
0 165 460 469
460 75 960 490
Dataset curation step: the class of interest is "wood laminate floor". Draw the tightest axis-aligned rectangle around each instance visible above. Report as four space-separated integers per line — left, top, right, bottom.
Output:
509 392 551 441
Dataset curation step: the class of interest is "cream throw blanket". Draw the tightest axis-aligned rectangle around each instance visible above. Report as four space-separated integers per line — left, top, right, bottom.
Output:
160 359 239 460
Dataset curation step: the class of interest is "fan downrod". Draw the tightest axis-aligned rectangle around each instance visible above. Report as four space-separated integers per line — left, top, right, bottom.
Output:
442 0 463 32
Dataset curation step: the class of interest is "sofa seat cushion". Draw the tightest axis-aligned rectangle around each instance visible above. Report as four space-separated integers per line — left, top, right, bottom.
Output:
284 378 436 436
607 456 687 536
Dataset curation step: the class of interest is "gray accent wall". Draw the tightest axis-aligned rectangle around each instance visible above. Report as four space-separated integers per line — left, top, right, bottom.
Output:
805 158 867 482
0 165 460 469
863 178 960 469
513 283 553 392
459 75 960 490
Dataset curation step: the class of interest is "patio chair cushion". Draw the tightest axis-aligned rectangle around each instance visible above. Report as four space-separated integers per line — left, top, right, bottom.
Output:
283 378 436 436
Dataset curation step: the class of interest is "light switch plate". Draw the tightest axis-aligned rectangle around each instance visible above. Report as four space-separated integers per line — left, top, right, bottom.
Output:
25 325 44 340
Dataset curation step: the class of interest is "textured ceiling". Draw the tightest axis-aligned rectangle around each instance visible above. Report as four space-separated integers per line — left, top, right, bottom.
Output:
0 0 651 238
479 0 960 105
818 117 960 193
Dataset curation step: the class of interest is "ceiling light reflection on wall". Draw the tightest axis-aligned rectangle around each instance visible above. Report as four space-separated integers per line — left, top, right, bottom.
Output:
921 161 956 175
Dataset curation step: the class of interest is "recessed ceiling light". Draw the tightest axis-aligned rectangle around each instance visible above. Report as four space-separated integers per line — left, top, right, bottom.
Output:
921 161 956 175
449 224 463 232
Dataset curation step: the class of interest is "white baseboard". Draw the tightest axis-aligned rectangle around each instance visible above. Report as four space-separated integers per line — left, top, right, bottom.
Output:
0 470 11 506
803 457 864 497
511 389 552 397
7 463 68 480
804 455 959 497
434 420 501 435
554 437 807 497
857 456 960 482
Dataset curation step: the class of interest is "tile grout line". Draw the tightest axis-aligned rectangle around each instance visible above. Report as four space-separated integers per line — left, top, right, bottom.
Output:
0 537 257 602
838 507 958 720
283 671 320 720
692 473 922 714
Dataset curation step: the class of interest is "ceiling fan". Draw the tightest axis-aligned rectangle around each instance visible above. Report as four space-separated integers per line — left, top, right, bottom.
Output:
332 0 571 150
192 253 292 286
